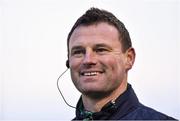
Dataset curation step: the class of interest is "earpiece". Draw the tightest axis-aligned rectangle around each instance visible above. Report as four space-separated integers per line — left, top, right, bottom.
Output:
66 60 69 68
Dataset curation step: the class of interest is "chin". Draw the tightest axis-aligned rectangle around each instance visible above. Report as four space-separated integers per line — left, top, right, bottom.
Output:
81 88 113 99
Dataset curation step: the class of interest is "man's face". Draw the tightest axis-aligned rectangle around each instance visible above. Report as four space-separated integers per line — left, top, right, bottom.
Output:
69 22 130 97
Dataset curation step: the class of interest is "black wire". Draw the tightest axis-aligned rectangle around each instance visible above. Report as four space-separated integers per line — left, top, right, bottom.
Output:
57 68 76 109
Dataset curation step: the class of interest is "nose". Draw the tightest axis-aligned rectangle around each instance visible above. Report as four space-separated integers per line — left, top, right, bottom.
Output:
82 49 97 67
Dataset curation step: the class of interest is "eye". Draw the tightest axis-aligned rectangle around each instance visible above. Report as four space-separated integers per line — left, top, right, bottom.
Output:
71 49 85 57
95 48 110 54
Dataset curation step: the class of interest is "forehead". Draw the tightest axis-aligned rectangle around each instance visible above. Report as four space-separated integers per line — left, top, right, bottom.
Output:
69 22 121 48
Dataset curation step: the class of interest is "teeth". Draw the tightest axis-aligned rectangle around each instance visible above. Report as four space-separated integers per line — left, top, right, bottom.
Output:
83 72 99 76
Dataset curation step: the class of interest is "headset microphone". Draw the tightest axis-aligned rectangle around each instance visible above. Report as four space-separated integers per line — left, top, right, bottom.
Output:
57 61 76 109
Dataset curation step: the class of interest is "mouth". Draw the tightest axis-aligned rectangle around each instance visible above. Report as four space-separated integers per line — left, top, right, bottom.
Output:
80 71 103 76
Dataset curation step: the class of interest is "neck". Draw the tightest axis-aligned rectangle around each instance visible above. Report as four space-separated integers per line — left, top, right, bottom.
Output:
82 81 127 112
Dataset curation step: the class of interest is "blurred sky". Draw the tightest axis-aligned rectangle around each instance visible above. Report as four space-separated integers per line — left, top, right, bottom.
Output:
0 0 179 120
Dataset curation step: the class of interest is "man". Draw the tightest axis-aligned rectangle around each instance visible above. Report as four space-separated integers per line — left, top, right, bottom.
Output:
66 7 176 120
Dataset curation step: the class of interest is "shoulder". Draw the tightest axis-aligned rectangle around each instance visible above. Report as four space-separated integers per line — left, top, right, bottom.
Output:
122 104 176 120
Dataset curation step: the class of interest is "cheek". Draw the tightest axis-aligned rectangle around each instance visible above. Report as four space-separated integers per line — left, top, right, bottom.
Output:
102 56 121 70
70 60 80 85
103 56 126 80
69 57 81 69
69 58 82 81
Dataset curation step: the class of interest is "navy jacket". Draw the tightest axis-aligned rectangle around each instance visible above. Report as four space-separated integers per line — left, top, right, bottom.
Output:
73 84 176 120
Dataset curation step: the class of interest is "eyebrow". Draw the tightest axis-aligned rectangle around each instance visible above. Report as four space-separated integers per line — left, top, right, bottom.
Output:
70 45 84 51
71 43 113 51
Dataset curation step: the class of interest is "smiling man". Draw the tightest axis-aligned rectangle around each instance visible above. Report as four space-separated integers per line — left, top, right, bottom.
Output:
66 8 176 120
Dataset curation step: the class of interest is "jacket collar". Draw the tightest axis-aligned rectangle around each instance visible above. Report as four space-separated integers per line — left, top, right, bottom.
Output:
73 83 139 120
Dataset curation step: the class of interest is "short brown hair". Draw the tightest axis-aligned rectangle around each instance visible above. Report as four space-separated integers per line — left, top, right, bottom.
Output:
67 7 132 57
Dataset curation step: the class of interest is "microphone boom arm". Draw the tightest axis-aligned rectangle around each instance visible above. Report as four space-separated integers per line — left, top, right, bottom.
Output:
57 68 76 109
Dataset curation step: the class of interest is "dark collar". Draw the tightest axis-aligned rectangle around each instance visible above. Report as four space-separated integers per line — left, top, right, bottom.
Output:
73 83 140 120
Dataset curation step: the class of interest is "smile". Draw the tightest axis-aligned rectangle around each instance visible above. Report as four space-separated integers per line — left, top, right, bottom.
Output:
80 71 103 76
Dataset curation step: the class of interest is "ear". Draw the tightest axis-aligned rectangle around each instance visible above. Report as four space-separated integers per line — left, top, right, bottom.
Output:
125 47 136 71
